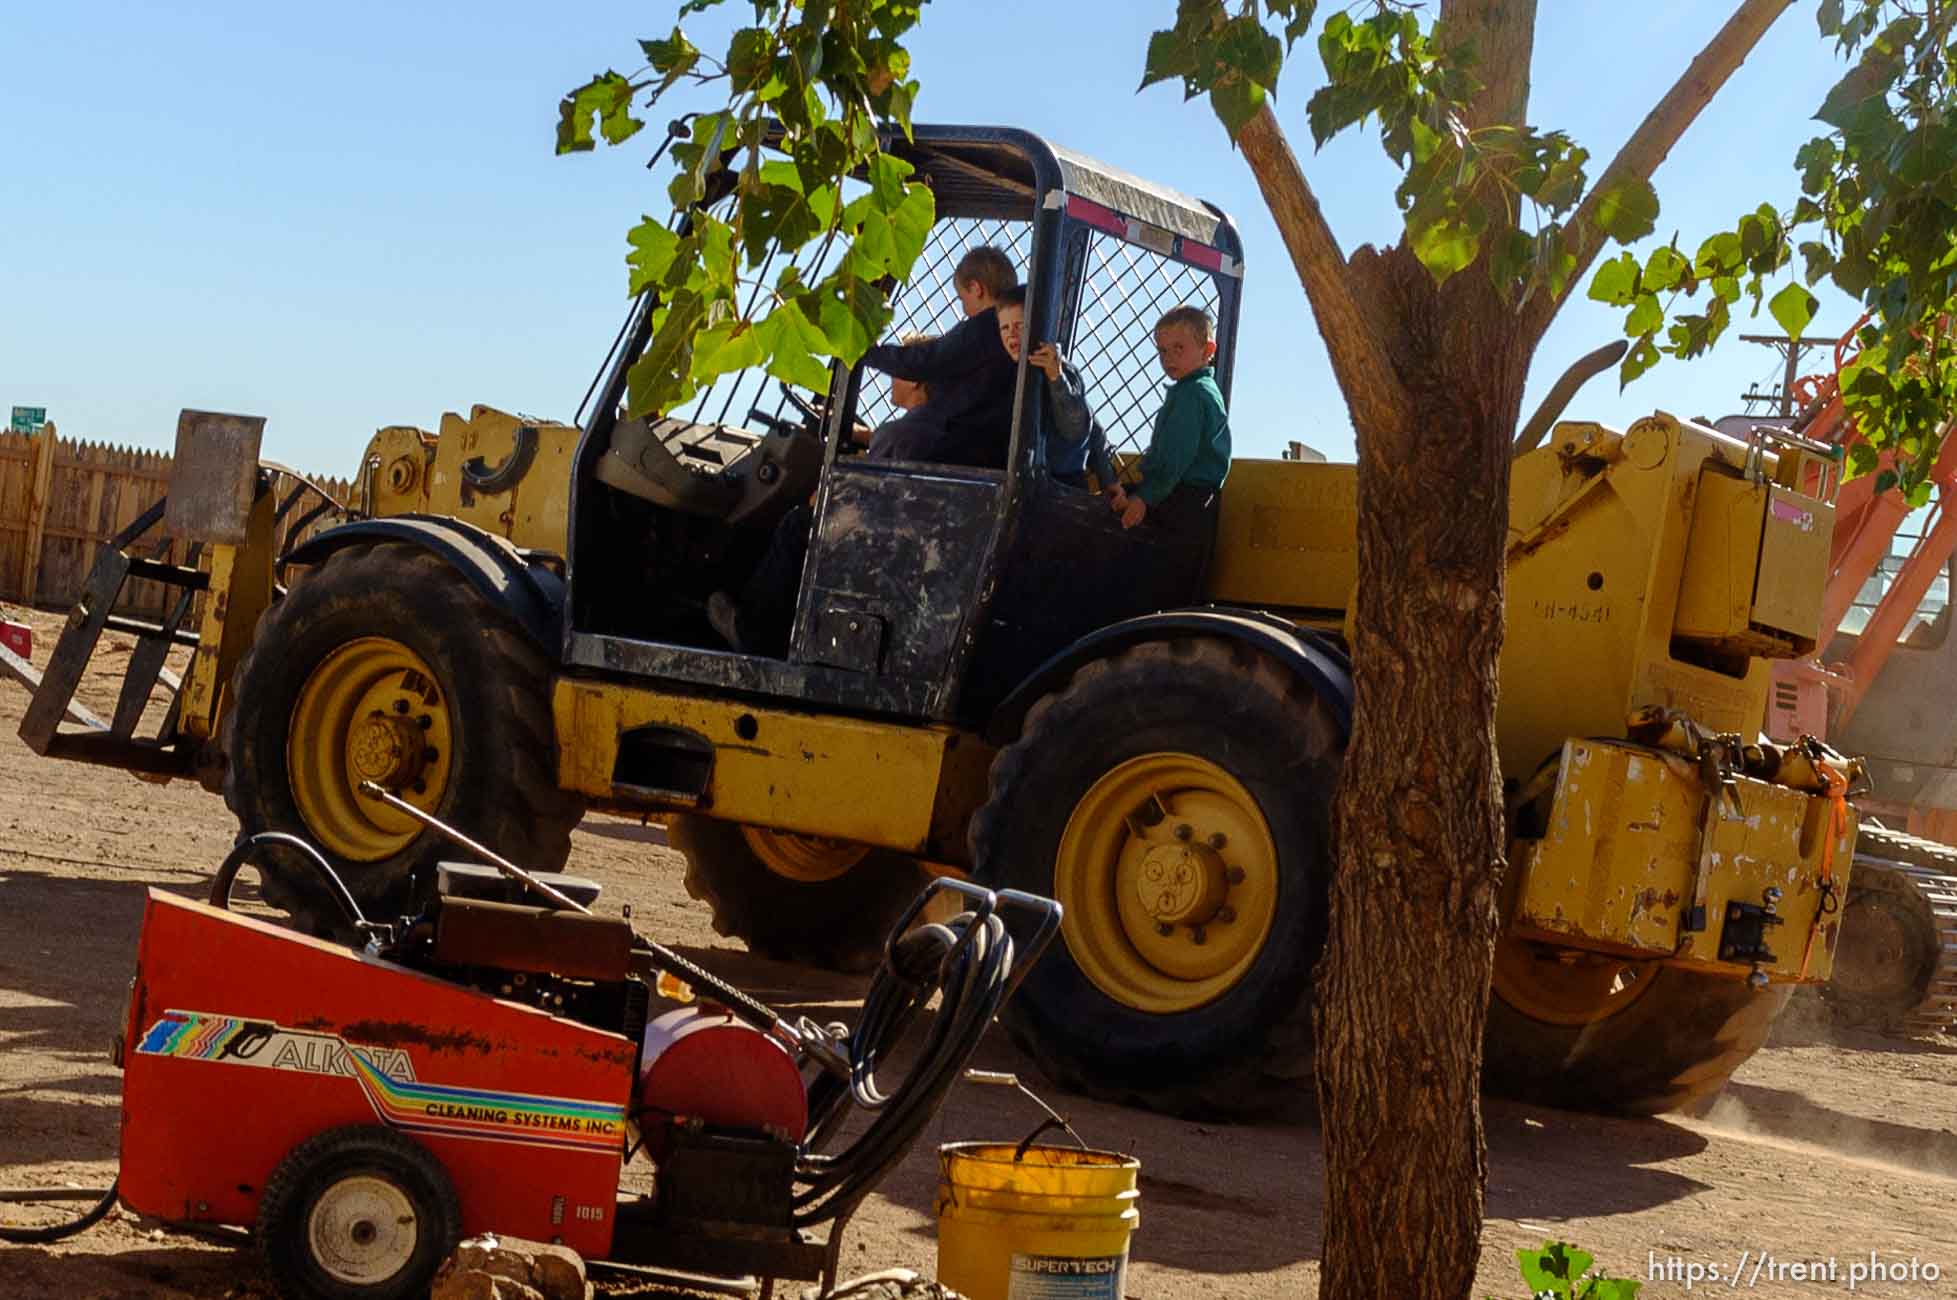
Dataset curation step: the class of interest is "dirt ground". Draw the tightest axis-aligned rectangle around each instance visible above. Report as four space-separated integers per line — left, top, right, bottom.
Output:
2 603 1956 1299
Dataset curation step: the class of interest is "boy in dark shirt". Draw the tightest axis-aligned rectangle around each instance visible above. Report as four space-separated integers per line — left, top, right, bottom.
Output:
1109 305 1230 533
706 248 1020 654
858 245 1018 468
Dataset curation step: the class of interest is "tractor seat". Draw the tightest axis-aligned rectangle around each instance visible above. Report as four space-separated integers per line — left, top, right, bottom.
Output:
595 416 746 517
436 861 603 909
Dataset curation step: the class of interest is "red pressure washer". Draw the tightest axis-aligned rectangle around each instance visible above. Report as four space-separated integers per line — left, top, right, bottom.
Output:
1 784 1059 1300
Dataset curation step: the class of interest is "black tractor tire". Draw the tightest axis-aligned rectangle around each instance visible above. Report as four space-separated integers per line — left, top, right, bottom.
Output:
1483 965 1791 1115
223 543 584 933
968 638 1342 1117
1817 824 1957 1036
258 1125 461 1300
668 814 928 973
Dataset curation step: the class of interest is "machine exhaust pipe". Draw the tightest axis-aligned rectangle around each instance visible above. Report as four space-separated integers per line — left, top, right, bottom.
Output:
1514 339 1630 456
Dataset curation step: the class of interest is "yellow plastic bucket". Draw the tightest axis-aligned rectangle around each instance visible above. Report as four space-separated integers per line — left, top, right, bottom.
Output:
935 1142 1140 1300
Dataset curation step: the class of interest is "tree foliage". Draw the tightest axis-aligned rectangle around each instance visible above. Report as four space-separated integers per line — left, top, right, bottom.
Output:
557 0 935 419
1591 2 1957 504
1138 2 1657 305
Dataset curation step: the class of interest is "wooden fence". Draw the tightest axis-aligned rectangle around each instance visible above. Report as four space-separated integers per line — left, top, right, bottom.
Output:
0 423 354 618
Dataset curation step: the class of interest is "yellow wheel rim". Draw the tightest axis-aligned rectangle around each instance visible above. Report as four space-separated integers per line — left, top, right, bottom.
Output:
1491 937 1656 1026
740 826 868 884
1055 752 1279 1014
287 637 454 862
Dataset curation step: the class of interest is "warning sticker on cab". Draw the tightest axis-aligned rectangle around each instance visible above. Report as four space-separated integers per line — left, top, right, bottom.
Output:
1008 1253 1126 1300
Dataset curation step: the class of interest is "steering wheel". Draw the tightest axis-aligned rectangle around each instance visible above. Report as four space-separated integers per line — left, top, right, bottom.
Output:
777 381 824 423
746 406 805 439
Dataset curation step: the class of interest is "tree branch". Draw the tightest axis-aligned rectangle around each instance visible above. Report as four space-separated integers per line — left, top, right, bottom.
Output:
1236 104 1413 434
1529 0 1794 341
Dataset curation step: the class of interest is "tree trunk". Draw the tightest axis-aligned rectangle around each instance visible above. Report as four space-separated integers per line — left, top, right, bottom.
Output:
1313 263 1524 1299
1223 12 1791 1295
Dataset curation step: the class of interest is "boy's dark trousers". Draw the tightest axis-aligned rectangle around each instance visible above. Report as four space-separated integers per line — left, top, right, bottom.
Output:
1144 483 1221 596
735 503 814 657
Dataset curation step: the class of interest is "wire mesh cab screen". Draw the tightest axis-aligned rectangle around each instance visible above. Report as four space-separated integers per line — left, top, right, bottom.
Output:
643 129 1240 482
1061 194 1235 470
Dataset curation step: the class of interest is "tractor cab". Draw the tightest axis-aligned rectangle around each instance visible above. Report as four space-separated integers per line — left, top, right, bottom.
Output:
564 126 1246 727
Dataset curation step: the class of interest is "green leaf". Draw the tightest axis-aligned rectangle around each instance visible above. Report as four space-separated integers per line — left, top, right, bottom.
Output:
556 71 642 154
1218 14 1282 93
1409 211 1484 283
640 25 702 99
1518 1249 1573 1300
1769 282 1820 339
626 219 681 295
693 320 766 382
627 290 706 417
1593 176 1660 244
742 178 824 263
816 273 890 364
1621 335 1660 387
851 208 899 274
882 78 918 138
1696 230 1742 277
1800 240 1835 286
1487 228 1535 299
1140 28 1197 92
1643 245 1689 293
888 183 935 272
1211 75 1266 138
1907 479 1935 508
1585 1278 1643 1300
1588 252 1641 306
867 152 914 210
1875 467 1900 495
1626 292 1662 337
727 26 775 92
1267 0 1318 50
757 300 834 390
1541 232 1578 301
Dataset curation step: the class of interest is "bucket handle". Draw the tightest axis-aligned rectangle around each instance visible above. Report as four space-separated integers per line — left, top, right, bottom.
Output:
1014 1116 1075 1162
962 1069 1090 1158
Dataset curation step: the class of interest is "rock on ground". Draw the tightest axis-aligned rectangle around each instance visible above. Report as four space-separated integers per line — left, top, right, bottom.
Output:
433 1234 591 1300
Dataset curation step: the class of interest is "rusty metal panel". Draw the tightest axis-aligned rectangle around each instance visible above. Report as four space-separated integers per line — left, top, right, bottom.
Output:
1511 740 1701 956
164 410 264 543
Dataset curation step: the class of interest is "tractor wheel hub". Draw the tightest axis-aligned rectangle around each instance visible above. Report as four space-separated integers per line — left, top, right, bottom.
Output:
349 713 427 788
1134 842 1229 928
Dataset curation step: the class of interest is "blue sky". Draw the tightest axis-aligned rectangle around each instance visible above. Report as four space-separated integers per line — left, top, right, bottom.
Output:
2 2 1857 475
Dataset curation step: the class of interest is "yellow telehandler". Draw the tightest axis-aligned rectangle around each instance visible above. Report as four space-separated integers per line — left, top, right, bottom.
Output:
10 125 1858 1116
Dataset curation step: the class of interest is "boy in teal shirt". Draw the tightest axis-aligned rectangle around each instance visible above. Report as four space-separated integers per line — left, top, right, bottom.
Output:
1110 305 1230 532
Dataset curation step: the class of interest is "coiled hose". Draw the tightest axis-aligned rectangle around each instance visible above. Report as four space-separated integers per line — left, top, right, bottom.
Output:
791 883 1059 1228
1 834 370 1244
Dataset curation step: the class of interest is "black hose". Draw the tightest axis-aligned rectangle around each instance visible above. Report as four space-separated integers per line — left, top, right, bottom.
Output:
209 832 371 932
790 888 1059 1228
0 1183 119 1243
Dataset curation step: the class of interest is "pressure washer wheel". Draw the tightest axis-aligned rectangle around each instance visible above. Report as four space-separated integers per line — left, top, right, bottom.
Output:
257 1125 460 1300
